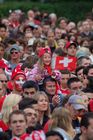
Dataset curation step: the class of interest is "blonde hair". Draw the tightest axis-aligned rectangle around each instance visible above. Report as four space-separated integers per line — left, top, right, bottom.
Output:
32 91 50 117
50 107 75 138
1 94 22 124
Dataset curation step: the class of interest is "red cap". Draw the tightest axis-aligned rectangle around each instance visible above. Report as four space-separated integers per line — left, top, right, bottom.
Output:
89 99 93 112
65 41 77 49
38 47 51 57
11 64 26 80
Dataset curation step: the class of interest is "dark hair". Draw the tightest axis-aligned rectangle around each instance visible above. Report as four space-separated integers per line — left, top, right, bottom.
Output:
9 110 27 123
67 77 80 89
60 69 70 75
46 130 64 140
83 64 93 76
43 76 56 89
0 23 7 30
19 97 37 110
80 112 93 128
0 132 10 140
22 80 39 91
75 66 84 76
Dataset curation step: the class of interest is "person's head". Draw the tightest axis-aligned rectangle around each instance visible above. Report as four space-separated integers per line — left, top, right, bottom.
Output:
0 73 8 88
59 17 68 30
75 66 84 82
32 91 50 116
0 23 7 39
60 69 70 88
80 112 93 140
65 41 77 56
47 30 55 43
83 64 93 87
67 94 87 118
67 77 83 93
82 20 90 32
57 39 66 50
11 66 26 93
1 94 22 124
54 27 62 40
77 56 91 67
9 110 27 137
46 130 64 140
9 44 21 61
23 105 38 128
19 97 38 110
38 47 51 66
50 107 73 134
32 39 45 55
22 80 38 98
43 76 57 96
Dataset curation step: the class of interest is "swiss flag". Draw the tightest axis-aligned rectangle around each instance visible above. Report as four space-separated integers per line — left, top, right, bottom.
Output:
54 56 77 72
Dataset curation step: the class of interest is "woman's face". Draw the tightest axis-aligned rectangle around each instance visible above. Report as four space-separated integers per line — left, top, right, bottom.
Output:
43 53 51 65
38 95 48 112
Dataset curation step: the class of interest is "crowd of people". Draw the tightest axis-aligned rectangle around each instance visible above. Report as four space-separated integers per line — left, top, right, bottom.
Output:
0 7 93 140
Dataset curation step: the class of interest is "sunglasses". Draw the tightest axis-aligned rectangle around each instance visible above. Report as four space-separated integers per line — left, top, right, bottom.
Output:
10 51 19 54
0 80 8 83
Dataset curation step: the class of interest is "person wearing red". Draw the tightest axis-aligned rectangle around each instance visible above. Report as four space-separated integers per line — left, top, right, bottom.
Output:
8 110 29 140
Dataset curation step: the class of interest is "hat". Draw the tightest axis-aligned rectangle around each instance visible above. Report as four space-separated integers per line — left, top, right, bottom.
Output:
38 47 51 57
9 44 20 53
65 41 77 49
11 64 26 80
89 99 93 112
68 95 86 110
24 22 38 32
76 47 90 59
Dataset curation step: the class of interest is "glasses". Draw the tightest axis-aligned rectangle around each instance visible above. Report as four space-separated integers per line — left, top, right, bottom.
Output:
10 51 18 54
0 80 8 83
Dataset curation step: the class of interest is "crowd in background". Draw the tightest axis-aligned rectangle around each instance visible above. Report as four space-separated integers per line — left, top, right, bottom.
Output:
0 8 93 140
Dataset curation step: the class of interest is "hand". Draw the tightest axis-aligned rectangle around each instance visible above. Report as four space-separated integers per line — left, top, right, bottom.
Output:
52 95 60 106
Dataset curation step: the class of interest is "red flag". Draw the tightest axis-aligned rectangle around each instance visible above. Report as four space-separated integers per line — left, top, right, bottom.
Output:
55 56 77 71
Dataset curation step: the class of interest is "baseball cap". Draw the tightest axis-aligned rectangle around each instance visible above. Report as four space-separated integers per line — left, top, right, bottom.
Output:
68 95 86 110
65 41 77 49
9 44 20 53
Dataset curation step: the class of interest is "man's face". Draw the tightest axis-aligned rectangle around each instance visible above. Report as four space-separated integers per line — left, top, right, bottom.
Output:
47 135 62 140
45 81 56 95
0 73 7 89
83 118 93 140
10 114 27 137
88 68 93 76
70 81 83 93
61 74 70 88
77 69 84 81
24 108 38 127
23 88 37 98
10 49 20 60
82 58 91 67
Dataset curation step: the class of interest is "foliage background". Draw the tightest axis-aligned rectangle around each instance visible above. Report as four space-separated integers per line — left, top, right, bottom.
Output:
0 0 93 22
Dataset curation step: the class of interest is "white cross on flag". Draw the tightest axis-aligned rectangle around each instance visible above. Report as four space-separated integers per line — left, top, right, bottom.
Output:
54 56 77 71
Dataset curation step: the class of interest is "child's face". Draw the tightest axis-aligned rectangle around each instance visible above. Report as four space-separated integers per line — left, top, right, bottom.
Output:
43 52 51 65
